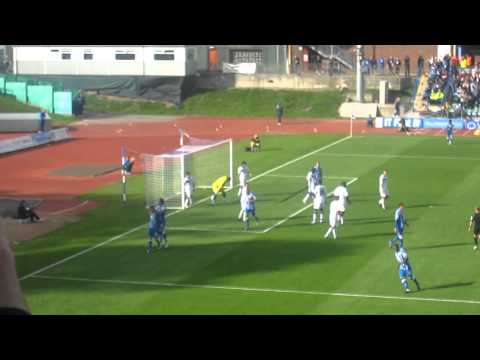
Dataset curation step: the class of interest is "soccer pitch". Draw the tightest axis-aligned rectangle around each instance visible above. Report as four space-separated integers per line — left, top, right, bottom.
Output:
16 133 480 314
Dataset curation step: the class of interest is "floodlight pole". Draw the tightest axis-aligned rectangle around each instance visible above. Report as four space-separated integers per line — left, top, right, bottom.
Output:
356 45 364 103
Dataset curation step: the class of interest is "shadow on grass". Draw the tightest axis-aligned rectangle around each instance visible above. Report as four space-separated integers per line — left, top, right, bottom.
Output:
279 187 307 203
20 237 363 297
410 242 470 250
423 281 475 291
407 203 448 209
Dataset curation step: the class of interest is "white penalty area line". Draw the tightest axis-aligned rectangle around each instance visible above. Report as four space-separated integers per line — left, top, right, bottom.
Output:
31 275 480 306
21 135 352 281
168 226 264 234
320 152 480 162
262 177 359 233
263 175 354 180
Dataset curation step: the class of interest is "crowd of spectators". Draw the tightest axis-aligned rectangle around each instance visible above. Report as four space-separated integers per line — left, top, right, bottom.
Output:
421 54 480 116
361 56 410 76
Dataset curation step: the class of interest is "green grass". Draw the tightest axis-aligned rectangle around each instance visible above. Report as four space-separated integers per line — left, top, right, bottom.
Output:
84 89 345 118
16 133 480 314
0 94 75 125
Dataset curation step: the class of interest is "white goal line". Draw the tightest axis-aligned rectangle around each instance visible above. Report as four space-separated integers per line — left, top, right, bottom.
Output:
20 135 352 281
31 275 480 306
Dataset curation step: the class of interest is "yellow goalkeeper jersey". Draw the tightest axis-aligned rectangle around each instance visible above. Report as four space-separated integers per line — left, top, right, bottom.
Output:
212 176 228 193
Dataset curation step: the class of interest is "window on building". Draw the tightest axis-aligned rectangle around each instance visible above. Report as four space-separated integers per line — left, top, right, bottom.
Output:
115 53 136 60
230 49 263 64
154 53 175 61
61 53 71 60
84 53 93 60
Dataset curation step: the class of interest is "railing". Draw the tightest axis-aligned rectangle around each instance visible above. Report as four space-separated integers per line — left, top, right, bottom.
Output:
308 45 355 70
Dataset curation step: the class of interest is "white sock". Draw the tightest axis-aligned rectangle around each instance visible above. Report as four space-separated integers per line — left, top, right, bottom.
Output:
332 229 337 239
238 209 244 219
312 213 317 223
320 213 323 222
340 216 344 225
325 227 332 238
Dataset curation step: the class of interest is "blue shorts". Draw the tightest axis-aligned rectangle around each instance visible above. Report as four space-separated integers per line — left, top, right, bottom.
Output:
399 264 413 279
148 227 157 238
246 207 256 216
157 223 165 234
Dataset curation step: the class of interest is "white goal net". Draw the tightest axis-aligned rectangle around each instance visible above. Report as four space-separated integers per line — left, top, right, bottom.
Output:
143 136 233 209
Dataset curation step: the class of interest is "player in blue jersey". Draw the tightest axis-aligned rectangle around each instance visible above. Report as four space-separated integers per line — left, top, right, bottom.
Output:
147 206 160 254
394 244 421 293
154 198 168 249
389 203 407 248
445 119 454 145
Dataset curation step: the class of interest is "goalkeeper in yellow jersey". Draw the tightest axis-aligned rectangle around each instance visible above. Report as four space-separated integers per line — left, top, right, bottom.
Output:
210 176 231 205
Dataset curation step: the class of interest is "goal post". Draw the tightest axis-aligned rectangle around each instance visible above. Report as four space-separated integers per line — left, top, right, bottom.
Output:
143 137 233 209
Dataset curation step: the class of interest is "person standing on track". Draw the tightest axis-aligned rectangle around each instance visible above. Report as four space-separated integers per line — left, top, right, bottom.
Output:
276 103 284 126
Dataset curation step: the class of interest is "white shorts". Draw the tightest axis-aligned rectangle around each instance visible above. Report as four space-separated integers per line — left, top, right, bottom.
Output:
313 197 325 210
308 183 316 194
337 202 346 212
239 174 247 187
329 213 338 227
379 188 389 198
184 186 192 198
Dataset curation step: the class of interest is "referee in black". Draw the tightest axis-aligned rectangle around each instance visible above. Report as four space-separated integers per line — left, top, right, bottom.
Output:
468 207 480 251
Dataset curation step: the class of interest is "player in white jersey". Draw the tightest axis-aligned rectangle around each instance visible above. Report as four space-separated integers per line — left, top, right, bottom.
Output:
312 184 327 224
333 182 349 225
394 244 421 293
324 196 341 239
237 161 250 197
238 184 248 220
242 187 258 230
183 172 195 208
303 167 319 204
378 170 389 210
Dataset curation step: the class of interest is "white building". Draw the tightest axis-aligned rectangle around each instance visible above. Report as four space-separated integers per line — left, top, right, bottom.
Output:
11 45 208 77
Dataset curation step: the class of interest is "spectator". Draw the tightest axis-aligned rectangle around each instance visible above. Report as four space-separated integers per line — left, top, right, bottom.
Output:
417 55 425 76
316 54 322 73
17 200 40 223
394 57 401 75
394 97 401 116
388 57 394 74
404 55 410 77
367 114 374 128
294 56 301 75
275 103 284 126
0 218 30 315
371 57 377 74
39 109 47 133
379 56 385 75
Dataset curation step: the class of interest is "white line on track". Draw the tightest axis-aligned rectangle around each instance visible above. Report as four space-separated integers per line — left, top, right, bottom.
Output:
31 275 480 306
262 177 358 233
20 135 352 280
